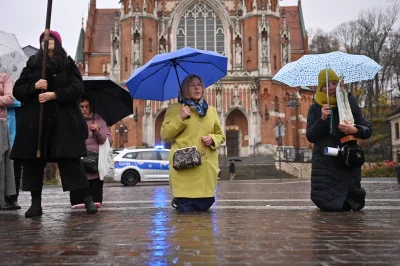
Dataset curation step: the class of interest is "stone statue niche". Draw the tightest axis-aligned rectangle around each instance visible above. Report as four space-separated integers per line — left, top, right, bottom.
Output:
112 34 120 68
261 31 269 72
234 38 242 69
216 91 222 113
133 33 141 69
281 34 289 66
232 86 241 107
251 90 258 113
159 37 166 54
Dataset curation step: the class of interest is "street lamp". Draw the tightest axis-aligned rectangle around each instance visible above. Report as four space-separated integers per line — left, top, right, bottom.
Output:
287 94 301 162
116 121 127 150
275 117 285 170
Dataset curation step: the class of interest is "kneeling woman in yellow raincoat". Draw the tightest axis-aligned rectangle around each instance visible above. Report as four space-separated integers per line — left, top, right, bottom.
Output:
161 75 225 212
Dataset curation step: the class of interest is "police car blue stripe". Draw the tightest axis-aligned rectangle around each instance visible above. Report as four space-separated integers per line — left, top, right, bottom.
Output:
115 161 170 170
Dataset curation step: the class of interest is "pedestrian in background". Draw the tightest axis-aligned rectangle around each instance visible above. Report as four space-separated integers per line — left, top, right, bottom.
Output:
306 69 372 211
161 74 226 212
0 72 16 210
229 160 236 181
11 30 98 217
70 96 112 208
5 97 22 209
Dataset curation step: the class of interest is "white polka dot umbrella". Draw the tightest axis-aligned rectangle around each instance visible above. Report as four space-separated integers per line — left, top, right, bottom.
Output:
272 51 382 87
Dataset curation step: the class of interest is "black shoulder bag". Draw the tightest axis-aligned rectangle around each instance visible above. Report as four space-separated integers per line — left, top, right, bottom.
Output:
81 151 99 173
338 141 365 168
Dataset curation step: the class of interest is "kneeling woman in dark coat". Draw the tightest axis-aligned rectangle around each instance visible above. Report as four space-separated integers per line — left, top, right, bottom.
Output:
306 69 372 211
11 30 97 217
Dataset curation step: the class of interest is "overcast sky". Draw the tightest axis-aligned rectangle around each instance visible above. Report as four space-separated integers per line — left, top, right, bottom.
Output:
0 0 398 57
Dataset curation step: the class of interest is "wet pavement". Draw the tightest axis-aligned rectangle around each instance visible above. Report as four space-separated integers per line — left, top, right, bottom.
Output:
1 178 400 265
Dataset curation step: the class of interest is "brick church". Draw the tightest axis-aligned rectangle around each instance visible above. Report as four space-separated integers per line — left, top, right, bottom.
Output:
75 0 313 159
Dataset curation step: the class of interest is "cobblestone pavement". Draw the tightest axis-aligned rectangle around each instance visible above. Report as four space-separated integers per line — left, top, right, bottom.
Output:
1 178 400 265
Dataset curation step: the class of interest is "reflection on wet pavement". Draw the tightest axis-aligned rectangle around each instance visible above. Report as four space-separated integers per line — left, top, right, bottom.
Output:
1 179 399 264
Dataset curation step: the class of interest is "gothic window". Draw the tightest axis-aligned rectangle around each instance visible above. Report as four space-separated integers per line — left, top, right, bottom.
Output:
176 2 225 54
274 55 277 70
149 38 153 52
248 37 252 51
274 96 279 112
125 57 128 72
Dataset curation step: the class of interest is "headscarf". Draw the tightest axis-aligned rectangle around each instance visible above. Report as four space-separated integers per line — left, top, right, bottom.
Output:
179 98 209 117
314 69 340 108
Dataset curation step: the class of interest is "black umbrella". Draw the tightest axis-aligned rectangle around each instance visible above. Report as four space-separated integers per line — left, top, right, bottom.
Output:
82 76 133 126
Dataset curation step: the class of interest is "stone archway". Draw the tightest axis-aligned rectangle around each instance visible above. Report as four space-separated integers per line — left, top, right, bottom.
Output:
225 109 248 157
154 110 172 149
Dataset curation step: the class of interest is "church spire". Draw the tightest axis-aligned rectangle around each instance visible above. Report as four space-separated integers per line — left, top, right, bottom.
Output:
75 17 85 64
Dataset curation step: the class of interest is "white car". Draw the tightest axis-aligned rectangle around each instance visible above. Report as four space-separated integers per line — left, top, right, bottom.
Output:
113 148 171 186
113 147 222 186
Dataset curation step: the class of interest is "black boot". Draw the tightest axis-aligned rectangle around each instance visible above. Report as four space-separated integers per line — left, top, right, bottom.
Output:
25 191 43 218
84 196 98 214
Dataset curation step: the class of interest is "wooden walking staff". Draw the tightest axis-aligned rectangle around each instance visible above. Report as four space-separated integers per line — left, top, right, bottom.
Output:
36 0 54 157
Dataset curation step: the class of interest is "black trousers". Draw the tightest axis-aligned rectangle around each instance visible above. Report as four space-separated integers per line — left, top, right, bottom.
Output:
22 158 89 192
69 178 104 205
174 197 215 212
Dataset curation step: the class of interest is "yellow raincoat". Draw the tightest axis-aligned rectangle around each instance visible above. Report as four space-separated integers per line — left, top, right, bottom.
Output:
161 103 225 198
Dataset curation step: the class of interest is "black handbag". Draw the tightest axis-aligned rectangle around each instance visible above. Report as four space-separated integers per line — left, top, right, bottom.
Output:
81 151 99 173
338 142 365 168
173 146 202 170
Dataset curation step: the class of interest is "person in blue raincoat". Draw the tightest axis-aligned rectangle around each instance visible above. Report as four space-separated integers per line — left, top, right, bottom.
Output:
5 98 22 209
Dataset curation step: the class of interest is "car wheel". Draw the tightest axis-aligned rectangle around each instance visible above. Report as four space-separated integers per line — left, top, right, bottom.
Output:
121 170 140 186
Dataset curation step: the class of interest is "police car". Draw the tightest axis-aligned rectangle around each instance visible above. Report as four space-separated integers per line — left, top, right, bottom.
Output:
114 147 222 186
113 147 171 186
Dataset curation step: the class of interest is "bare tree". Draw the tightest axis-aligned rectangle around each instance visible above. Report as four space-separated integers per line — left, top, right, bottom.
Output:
308 28 338 54
357 5 399 114
332 21 362 54
388 29 400 90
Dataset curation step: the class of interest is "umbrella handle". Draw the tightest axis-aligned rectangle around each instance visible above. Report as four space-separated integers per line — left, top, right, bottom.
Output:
325 67 329 106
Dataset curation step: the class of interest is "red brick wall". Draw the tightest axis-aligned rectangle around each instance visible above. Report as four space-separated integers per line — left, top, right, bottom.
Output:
242 16 258 71
120 19 132 81
268 17 281 76
142 18 158 63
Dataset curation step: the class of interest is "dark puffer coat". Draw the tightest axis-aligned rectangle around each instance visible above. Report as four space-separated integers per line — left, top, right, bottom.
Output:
11 56 88 161
306 94 372 211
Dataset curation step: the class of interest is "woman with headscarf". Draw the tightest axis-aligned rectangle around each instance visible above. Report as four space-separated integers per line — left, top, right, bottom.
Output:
161 75 226 212
306 69 372 211
11 30 98 217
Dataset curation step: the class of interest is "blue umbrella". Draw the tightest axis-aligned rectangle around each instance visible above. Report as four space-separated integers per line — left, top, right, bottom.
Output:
126 47 228 101
272 51 382 87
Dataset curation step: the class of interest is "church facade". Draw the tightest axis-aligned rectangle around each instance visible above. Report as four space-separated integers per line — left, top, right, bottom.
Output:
76 0 313 159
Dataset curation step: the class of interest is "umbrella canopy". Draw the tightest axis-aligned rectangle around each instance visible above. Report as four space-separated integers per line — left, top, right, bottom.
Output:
126 47 228 101
0 31 28 83
82 76 133 126
272 51 382 87
228 157 242 162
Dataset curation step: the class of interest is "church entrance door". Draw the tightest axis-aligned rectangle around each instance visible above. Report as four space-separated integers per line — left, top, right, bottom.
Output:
226 130 239 157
